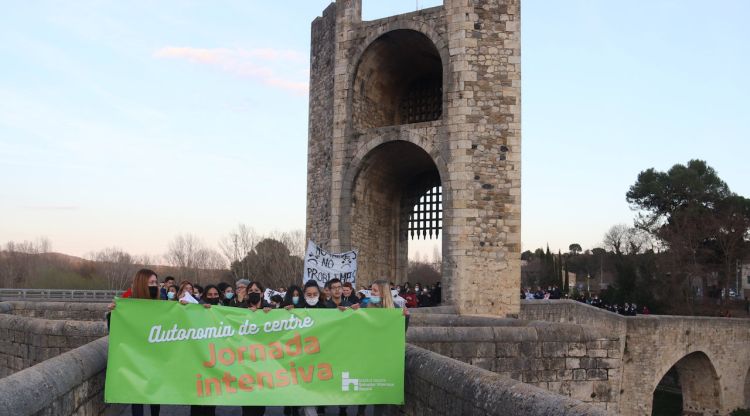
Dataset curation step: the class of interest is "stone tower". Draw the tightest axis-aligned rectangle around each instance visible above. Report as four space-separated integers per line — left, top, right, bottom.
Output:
306 0 521 316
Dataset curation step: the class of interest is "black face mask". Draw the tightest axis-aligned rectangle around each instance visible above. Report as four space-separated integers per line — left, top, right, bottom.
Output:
148 286 159 299
248 293 261 305
205 297 220 305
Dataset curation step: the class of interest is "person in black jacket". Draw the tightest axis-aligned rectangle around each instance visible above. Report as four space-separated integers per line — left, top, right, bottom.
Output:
281 285 303 309
324 278 359 310
284 279 325 416
244 281 272 311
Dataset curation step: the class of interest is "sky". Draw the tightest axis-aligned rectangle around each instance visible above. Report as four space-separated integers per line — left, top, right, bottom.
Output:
1 0 748 262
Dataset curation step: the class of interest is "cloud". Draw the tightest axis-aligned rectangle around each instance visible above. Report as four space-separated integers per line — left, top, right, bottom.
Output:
23 206 80 211
153 46 308 95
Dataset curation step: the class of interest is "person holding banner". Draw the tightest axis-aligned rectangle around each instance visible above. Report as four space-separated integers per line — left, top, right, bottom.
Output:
176 281 194 301
200 285 222 305
324 278 359 310
296 280 327 416
235 280 271 416
281 284 303 309
341 282 360 305
219 283 235 306
112 268 163 416
363 279 408 416
244 281 272 311
233 278 251 307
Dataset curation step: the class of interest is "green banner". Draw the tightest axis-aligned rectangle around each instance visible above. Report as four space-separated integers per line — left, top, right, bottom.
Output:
105 298 405 406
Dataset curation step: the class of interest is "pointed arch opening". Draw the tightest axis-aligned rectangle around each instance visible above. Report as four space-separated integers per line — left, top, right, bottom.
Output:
349 140 442 287
652 351 721 415
351 29 443 130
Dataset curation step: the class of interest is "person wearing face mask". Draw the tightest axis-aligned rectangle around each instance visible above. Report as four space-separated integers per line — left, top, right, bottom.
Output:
106 269 163 416
243 281 272 311
233 278 250 306
221 285 236 306
281 285 303 310
360 279 409 416
165 285 178 301
201 285 222 306
176 281 194 302
193 284 204 301
185 284 219 416
234 280 271 416
285 280 326 416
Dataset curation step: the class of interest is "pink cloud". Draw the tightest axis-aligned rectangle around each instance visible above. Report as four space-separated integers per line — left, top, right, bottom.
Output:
153 46 308 95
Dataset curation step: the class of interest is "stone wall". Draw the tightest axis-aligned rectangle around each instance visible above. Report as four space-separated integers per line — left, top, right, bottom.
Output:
407 322 622 412
521 299 750 415
0 313 107 377
520 300 627 334
306 2 337 249
307 0 522 317
1 301 109 321
0 336 122 416
393 344 608 416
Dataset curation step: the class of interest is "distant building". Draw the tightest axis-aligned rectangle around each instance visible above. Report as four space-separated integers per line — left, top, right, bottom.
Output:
741 263 750 299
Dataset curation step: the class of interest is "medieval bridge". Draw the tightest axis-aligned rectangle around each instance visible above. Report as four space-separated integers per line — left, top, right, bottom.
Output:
1 298 748 415
2 0 748 415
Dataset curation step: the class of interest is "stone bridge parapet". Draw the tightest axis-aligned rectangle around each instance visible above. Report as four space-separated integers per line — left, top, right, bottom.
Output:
520 299 750 415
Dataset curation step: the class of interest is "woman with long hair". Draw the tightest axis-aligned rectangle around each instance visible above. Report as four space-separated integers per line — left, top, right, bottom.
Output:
176 280 194 302
361 279 408 416
281 284 303 309
120 269 162 416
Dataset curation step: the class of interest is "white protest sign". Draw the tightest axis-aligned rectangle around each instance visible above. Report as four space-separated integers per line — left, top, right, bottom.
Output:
263 288 285 303
303 241 358 288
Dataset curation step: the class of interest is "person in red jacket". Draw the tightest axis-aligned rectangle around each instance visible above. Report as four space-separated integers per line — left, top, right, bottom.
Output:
402 288 418 308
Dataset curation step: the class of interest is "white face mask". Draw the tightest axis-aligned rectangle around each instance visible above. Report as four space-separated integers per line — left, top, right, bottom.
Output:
305 297 319 306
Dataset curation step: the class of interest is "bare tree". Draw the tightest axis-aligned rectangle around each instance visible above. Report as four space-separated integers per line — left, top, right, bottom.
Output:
219 224 258 279
87 247 137 290
275 230 305 258
603 224 629 255
0 237 52 287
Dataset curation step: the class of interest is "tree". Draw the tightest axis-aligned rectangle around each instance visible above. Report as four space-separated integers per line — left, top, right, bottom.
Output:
165 234 227 284
219 224 258 279
603 224 629 256
234 238 303 289
626 159 750 308
87 247 136 290
568 243 582 255
407 261 440 284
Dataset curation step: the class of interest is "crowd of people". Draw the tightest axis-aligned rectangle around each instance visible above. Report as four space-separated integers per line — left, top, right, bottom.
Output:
108 269 432 416
521 286 649 316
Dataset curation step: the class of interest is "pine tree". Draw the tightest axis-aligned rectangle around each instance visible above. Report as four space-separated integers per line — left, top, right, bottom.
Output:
564 258 570 294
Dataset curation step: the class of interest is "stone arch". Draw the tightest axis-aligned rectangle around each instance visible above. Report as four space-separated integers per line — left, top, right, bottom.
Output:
652 351 722 415
348 26 447 131
338 137 448 285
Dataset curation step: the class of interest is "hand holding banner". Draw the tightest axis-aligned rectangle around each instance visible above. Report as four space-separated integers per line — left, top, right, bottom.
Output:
105 298 404 406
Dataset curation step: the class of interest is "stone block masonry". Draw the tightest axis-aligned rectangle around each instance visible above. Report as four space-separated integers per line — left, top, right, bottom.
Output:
307 0 522 317
407 320 622 413
0 313 107 378
0 336 123 416
3 301 109 321
392 344 608 416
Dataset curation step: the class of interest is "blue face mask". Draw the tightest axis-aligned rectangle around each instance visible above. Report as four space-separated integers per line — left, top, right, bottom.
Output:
369 296 381 304
292 296 300 305
225 292 234 300
167 292 175 300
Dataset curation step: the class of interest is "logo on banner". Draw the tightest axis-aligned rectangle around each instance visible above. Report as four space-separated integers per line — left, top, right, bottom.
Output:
304 241 358 287
340 372 395 392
